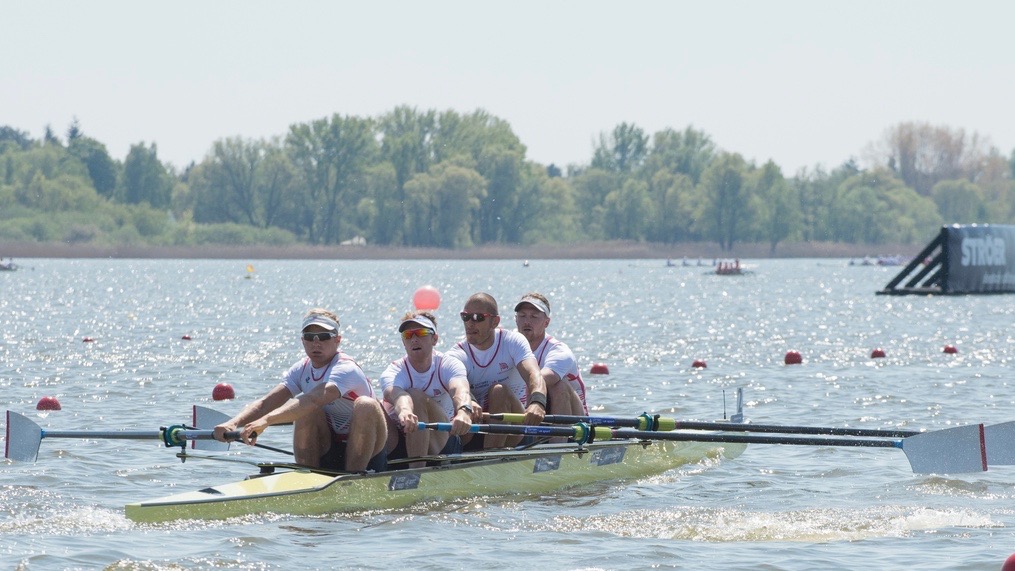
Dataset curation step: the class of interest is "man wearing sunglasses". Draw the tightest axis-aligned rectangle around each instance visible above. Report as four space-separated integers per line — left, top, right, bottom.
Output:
378 311 473 467
213 308 388 473
514 293 589 422
446 292 546 449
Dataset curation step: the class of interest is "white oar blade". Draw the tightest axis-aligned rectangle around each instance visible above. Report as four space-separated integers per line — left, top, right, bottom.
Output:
902 423 986 474
983 421 1015 465
5 411 43 462
192 405 231 451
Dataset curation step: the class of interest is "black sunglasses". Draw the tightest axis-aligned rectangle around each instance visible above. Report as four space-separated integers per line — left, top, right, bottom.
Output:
302 331 337 342
460 312 496 323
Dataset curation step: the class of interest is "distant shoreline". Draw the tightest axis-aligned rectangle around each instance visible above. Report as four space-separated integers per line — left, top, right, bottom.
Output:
0 240 923 260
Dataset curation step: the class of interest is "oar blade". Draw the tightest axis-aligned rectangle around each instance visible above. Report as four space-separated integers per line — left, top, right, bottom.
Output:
5 411 43 462
983 421 1015 465
902 423 986 474
191 405 231 451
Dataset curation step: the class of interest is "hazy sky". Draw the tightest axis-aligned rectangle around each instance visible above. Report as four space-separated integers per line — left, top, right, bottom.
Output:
4 1 1012 175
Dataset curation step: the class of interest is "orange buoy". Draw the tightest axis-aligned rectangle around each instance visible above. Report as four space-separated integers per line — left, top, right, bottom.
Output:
943 345 958 354
784 350 802 365
870 348 886 359
590 363 610 375
36 396 61 411
412 285 441 310
692 359 707 369
212 383 235 401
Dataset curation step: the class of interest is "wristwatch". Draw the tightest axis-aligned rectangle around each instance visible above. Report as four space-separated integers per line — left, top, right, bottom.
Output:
456 403 474 415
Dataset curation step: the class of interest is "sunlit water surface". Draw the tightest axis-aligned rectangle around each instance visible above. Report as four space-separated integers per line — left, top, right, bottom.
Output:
2 258 1015 569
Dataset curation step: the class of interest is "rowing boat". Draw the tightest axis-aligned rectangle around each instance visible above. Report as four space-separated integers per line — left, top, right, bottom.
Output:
10 386 1007 523
125 435 746 523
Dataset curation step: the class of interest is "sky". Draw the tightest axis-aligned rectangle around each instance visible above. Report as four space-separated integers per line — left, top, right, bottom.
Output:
3 1 1013 175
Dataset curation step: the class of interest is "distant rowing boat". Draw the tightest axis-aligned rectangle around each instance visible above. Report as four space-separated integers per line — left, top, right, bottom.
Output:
0 261 18 272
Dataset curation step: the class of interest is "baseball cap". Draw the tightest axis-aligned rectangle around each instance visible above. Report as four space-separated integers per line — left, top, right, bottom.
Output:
302 314 339 332
514 296 550 317
398 315 437 332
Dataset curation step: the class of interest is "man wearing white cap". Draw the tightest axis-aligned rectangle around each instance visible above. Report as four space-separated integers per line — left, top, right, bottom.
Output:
213 308 388 472
446 292 546 449
379 311 473 467
514 293 589 418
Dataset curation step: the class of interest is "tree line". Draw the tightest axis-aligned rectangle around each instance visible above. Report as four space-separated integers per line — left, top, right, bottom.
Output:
2 109 1014 253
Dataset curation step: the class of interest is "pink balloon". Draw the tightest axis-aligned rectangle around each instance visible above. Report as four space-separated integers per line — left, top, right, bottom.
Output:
413 286 441 310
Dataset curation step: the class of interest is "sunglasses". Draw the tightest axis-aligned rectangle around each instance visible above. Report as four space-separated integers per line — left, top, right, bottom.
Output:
302 331 337 342
400 328 435 340
460 312 496 323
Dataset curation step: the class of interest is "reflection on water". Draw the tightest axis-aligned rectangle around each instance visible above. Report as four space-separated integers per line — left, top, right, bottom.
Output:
2 258 1015 569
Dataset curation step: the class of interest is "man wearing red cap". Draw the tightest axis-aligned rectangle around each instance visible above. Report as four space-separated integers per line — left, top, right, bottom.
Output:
379 310 473 467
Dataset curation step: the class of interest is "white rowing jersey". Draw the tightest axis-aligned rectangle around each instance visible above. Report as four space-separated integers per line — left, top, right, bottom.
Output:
445 328 535 408
378 351 466 419
281 352 374 436
530 333 589 415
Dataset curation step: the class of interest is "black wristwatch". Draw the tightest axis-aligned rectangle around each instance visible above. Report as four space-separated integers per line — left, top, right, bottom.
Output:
456 403 474 415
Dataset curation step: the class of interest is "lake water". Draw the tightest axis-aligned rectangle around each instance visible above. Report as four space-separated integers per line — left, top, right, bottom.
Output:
2 258 1014 570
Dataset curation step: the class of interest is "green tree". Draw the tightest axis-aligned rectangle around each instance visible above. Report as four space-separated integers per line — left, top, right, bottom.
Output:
591 122 648 173
603 179 651 240
750 161 800 254
286 114 377 244
641 126 716 184
695 152 751 251
68 135 118 198
403 162 486 248
931 179 990 224
122 143 172 208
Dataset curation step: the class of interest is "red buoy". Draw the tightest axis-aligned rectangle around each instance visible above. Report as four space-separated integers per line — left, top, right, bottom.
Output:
870 348 886 359
36 396 61 411
212 383 235 401
82 337 94 343
412 285 441 310
692 359 707 369
784 350 802 365
943 345 958 354
590 363 610 375
1002 553 1015 571
181 334 192 340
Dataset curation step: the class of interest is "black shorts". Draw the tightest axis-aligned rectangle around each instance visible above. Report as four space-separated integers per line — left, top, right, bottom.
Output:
319 440 387 472
389 432 463 461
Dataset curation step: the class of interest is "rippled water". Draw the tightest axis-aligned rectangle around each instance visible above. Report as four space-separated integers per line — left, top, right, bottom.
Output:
2 258 1015 570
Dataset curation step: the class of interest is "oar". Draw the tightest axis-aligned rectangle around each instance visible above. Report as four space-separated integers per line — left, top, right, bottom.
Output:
4 410 242 463
421 421 988 474
488 412 922 438
191 405 294 456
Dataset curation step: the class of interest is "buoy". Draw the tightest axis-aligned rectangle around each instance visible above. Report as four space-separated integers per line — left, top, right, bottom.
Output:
784 350 802 365
82 337 94 343
692 359 707 369
181 334 192 340
212 383 235 401
870 348 886 359
943 345 958 354
36 396 61 411
412 285 441 310
590 363 610 375
1002 553 1015 571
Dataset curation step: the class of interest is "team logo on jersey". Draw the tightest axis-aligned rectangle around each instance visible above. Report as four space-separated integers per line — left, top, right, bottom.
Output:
499 362 509 372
